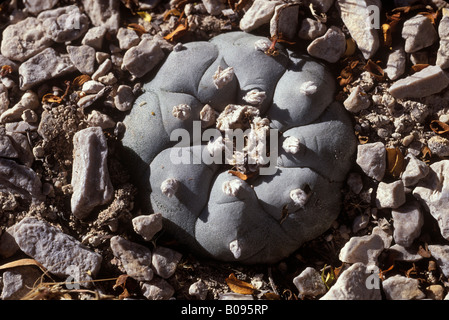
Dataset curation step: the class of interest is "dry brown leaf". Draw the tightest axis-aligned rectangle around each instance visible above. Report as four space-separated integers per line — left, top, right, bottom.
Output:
72 74 91 88
381 24 392 48
42 93 62 104
0 258 45 271
261 292 280 300
228 170 249 180
430 119 449 134
386 147 405 178
364 59 384 81
163 8 182 21
343 38 356 57
225 273 256 295
164 22 188 42
421 145 432 162
411 64 430 73
127 23 147 36
0 65 13 77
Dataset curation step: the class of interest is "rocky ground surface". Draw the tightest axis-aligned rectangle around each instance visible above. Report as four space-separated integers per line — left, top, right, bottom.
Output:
1 0 449 301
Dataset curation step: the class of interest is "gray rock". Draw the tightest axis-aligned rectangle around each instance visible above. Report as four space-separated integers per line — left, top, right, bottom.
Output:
121 32 356 264
413 160 449 240
110 236 153 282
382 275 425 300
86 110 116 129
239 0 281 32
402 14 438 53
270 3 299 40
0 226 19 258
401 153 429 187
82 80 105 94
122 39 165 78
0 158 43 202
298 18 327 40
356 142 386 181
189 280 208 300
92 58 112 81
19 47 76 90
13 217 103 284
67 45 96 75
293 267 327 298
428 245 449 278
320 263 382 300
0 135 19 158
344 85 371 113
132 213 163 241
81 0 120 32
82 26 108 50
376 180 406 209
389 65 449 99
384 47 406 81
71 127 114 219
307 26 346 63
37 5 89 43
339 233 385 265
437 15 449 69
151 246 182 279
114 85 135 111
23 0 59 15
0 17 53 62
140 277 175 300
336 0 381 59
0 90 39 124
391 201 423 248
1 266 42 300
202 0 226 16
428 135 449 157
7 132 34 167
116 28 140 50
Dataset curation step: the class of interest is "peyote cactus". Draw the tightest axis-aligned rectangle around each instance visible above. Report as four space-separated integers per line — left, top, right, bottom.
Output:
121 32 356 264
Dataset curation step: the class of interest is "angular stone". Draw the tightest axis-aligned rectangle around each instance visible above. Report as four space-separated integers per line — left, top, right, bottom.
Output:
71 127 114 219
13 217 103 284
67 45 96 75
428 135 449 157
82 0 120 32
19 47 76 90
1 266 42 300
0 17 53 62
307 26 346 63
0 135 19 158
391 201 423 248
202 0 226 16
356 142 386 181
122 39 165 78
376 180 406 209
86 110 116 129
387 244 424 262
389 66 449 99
140 277 175 300
110 235 153 282
384 47 406 81
402 14 438 53
437 15 449 69
428 245 449 278
382 275 425 300
413 160 449 240
116 27 140 50
401 154 429 187
23 0 59 15
0 91 39 124
151 246 182 279
339 233 385 265
0 158 43 202
239 0 281 32
336 0 381 59
0 226 19 258
343 85 371 113
38 5 89 43
298 18 327 40
270 4 299 41
82 26 108 51
132 213 163 241
293 267 327 298
320 263 382 300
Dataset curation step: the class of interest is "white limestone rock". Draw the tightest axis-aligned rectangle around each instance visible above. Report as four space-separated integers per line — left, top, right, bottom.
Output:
336 0 381 59
437 15 449 69
391 201 424 248
339 233 385 265
402 14 438 53
382 275 425 300
293 267 327 298
13 217 103 285
151 246 182 279
132 213 163 241
239 0 281 32
413 160 449 240
122 39 165 78
71 127 114 219
375 180 406 209
356 142 386 181
307 26 346 63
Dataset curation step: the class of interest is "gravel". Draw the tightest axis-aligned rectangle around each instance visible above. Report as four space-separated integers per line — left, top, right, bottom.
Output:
1 0 449 301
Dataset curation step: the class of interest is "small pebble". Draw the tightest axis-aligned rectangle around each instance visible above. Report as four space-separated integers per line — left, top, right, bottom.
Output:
132 213 163 241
